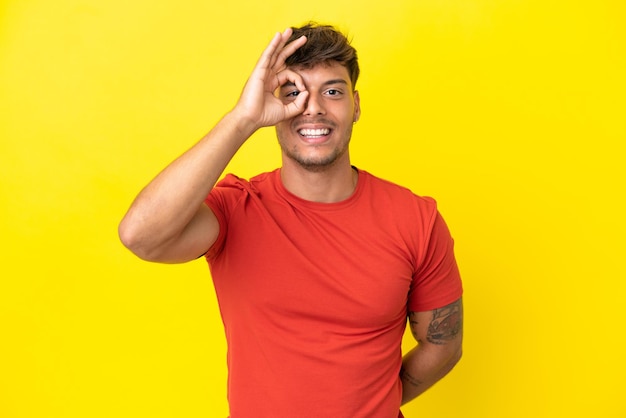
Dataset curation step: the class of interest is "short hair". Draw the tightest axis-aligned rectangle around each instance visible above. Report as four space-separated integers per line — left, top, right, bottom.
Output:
285 23 360 89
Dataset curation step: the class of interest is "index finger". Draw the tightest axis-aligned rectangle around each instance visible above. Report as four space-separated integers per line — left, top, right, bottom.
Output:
255 28 296 72
273 34 307 71
251 29 287 74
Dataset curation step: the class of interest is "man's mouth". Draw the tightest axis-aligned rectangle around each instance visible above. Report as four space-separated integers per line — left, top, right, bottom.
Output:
298 128 330 138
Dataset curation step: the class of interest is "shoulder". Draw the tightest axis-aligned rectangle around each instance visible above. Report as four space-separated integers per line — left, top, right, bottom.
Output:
359 169 437 212
213 170 277 193
355 170 441 242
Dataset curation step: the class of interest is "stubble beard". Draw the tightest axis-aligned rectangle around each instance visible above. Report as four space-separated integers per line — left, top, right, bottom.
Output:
277 125 353 173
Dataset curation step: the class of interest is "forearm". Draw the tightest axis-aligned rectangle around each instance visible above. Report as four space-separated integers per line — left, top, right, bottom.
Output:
400 343 462 405
118 110 256 257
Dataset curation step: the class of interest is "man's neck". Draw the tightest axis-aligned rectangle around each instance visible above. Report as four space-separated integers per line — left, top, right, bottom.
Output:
279 160 358 203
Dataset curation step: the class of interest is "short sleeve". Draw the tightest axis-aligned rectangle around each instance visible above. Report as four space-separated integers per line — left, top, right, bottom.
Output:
408 211 463 312
204 174 250 259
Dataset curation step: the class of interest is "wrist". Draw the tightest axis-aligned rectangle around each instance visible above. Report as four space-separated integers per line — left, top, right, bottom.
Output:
224 106 260 139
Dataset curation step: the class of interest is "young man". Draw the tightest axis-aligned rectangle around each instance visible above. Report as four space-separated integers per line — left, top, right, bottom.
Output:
119 23 463 418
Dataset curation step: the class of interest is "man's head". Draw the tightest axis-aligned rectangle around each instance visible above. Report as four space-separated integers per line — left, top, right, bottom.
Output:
275 23 361 174
285 23 359 90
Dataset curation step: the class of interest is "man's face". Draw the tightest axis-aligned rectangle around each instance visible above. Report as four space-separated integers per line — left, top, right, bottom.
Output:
276 61 361 172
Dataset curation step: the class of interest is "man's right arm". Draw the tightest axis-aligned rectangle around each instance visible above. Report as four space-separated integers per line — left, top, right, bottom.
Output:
118 112 254 263
118 28 309 263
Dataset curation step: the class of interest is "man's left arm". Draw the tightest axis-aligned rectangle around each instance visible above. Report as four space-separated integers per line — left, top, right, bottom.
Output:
400 297 463 404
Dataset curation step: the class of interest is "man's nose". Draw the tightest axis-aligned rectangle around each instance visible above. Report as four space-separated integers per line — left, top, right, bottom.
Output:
303 93 325 115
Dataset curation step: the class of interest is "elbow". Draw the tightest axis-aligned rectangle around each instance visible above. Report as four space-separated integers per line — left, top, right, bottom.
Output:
433 340 462 373
118 215 156 261
118 216 140 254
445 343 463 373
451 345 463 367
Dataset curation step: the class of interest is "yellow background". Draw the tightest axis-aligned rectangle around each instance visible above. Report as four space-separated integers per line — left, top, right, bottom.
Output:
1 0 624 417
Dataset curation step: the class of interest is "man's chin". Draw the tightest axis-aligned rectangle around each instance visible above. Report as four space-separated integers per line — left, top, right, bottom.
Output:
284 153 340 172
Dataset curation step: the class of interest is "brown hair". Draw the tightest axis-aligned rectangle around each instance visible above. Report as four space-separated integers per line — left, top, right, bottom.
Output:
285 23 360 89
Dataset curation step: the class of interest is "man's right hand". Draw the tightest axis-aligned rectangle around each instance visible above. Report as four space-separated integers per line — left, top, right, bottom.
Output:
232 28 310 132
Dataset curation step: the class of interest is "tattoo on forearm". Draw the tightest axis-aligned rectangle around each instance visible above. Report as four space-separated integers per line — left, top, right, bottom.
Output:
400 367 423 388
427 299 462 345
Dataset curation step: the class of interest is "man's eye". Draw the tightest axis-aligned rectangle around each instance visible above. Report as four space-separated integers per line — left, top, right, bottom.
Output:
326 89 341 96
286 91 300 97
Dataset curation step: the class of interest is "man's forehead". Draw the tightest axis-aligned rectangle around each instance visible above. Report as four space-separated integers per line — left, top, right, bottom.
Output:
282 62 352 87
288 60 348 74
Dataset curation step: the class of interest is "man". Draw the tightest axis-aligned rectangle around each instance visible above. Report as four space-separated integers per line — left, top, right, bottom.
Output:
119 23 463 418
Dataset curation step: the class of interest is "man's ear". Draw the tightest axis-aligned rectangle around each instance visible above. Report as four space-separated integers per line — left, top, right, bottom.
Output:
353 90 361 123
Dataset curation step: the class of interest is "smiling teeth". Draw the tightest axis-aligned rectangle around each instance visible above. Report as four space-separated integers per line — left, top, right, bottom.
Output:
299 128 330 136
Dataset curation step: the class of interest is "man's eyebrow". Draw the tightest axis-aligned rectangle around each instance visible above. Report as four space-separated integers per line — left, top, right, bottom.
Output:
322 79 349 87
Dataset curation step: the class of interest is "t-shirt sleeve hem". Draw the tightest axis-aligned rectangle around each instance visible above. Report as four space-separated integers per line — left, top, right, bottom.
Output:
407 287 463 312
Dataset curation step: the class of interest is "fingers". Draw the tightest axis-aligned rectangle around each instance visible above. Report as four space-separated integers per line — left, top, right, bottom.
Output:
255 30 286 72
275 68 306 94
256 28 307 74
273 34 307 71
242 29 309 123
273 67 308 118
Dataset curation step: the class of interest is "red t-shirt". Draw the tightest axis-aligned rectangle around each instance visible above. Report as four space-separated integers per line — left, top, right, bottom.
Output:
205 168 462 418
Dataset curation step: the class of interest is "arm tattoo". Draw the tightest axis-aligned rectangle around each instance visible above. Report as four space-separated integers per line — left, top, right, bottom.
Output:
426 299 462 345
400 366 423 388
